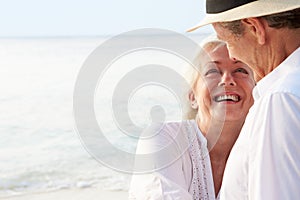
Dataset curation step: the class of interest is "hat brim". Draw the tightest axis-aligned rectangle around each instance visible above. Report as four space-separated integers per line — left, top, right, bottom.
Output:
187 0 300 32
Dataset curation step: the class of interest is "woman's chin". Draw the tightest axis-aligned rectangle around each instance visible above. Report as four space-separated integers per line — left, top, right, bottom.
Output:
213 112 245 122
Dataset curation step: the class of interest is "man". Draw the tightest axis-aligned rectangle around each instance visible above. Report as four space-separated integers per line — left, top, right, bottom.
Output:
188 0 300 199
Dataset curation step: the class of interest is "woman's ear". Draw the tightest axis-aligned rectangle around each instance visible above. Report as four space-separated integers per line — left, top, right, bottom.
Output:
241 17 266 45
188 90 198 109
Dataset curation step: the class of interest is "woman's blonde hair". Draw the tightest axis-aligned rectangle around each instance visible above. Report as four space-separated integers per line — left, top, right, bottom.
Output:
184 36 226 120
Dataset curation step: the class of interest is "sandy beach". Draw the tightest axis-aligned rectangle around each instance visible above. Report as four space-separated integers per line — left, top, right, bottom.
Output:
1 188 128 200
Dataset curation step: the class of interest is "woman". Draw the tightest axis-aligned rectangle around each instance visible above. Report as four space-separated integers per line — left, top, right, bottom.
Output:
129 37 255 199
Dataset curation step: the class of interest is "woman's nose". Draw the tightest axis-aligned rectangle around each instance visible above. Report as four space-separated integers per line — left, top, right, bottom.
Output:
218 72 236 86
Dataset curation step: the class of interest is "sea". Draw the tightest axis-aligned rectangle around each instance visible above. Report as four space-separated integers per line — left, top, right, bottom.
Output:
0 32 209 198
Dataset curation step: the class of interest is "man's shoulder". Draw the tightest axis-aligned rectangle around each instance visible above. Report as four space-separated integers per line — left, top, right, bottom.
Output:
272 67 300 97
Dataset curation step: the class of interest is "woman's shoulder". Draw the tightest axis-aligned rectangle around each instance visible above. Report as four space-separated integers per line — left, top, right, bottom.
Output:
158 120 198 133
137 120 202 153
141 120 198 140
162 120 206 143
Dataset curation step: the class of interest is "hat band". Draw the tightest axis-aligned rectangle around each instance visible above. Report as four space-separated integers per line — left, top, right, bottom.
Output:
206 0 258 13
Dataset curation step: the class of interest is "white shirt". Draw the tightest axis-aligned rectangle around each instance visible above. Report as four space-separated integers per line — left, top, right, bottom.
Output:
129 120 220 200
221 47 300 200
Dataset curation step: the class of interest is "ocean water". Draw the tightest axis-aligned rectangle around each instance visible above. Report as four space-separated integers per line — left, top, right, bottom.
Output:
0 33 208 197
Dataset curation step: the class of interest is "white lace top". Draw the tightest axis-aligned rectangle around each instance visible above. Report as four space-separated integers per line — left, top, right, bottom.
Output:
129 120 220 200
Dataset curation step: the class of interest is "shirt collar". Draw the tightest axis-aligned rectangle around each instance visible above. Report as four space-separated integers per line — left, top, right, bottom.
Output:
253 47 300 100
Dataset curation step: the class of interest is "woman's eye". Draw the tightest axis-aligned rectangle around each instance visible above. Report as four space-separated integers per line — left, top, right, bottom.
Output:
205 69 219 76
235 68 249 74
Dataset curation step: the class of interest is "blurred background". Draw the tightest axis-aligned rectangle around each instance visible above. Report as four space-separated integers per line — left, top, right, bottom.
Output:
0 0 213 198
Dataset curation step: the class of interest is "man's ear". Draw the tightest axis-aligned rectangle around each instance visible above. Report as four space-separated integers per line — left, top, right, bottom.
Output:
241 18 266 45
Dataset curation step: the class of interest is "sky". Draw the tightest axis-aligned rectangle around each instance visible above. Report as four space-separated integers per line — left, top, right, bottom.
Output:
0 0 213 37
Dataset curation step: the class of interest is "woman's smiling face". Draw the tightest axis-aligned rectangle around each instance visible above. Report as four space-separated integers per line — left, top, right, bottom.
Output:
193 42 255 122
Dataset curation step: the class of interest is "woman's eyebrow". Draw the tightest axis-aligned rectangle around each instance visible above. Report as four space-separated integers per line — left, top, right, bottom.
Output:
234 60 243 64
206 61 220 65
